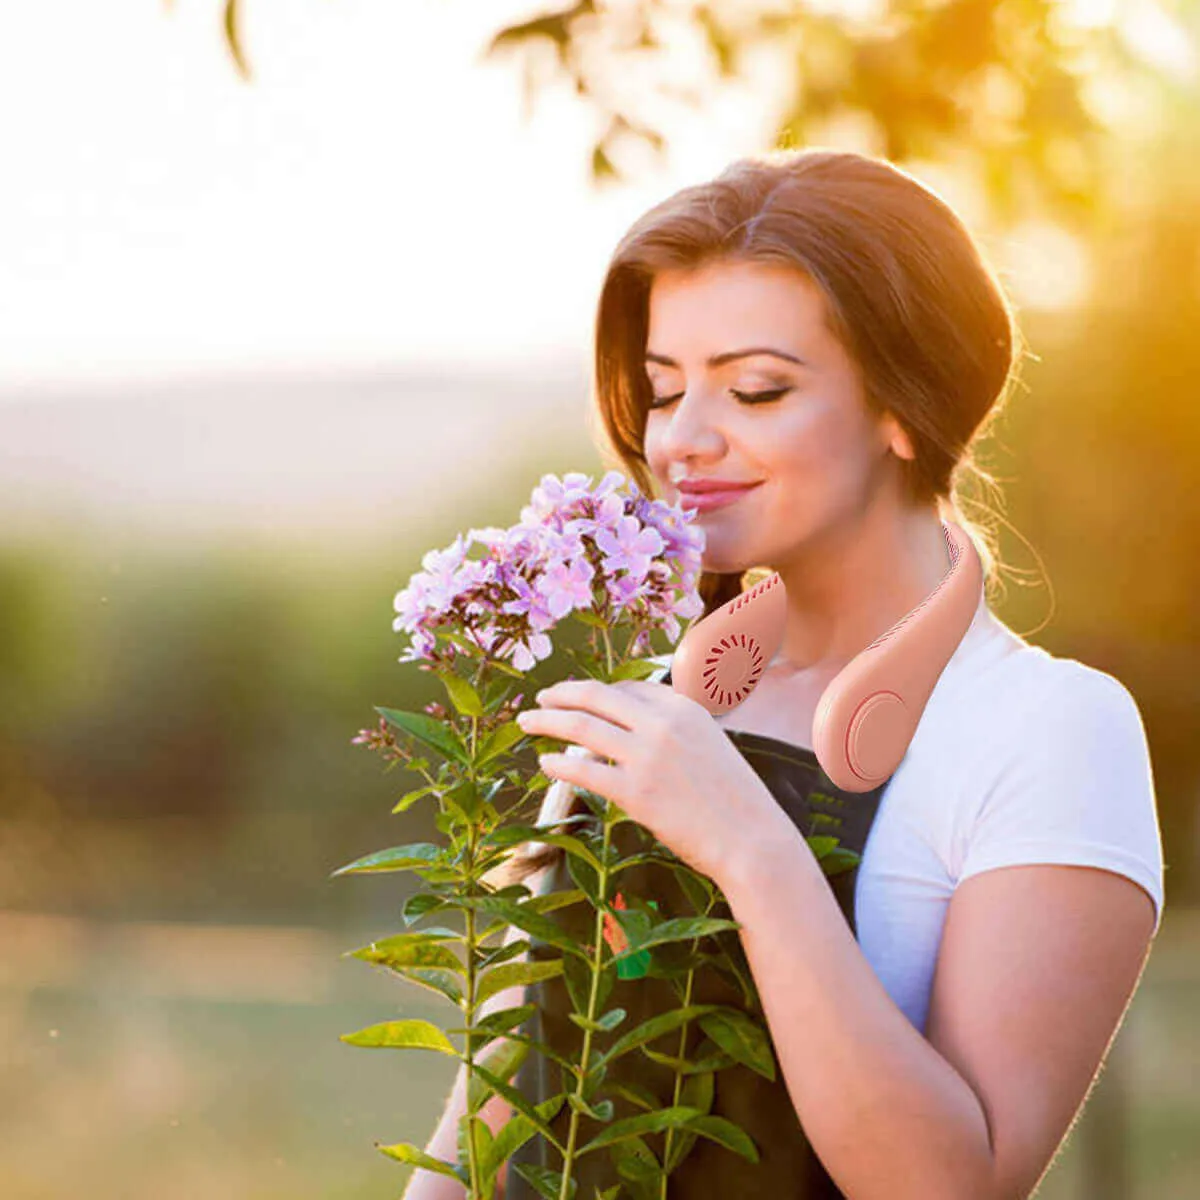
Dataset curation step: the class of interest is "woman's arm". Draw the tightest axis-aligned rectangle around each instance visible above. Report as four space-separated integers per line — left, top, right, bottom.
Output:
715 824 1157 1200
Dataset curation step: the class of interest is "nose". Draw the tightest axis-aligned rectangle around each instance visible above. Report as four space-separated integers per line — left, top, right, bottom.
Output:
654 388 728 463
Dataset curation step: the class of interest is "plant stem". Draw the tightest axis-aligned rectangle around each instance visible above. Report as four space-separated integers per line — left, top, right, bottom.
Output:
658 967 697 1199
658 887 716 1196
462 884 485 1199
461 713 484 1199
555 804 616 1200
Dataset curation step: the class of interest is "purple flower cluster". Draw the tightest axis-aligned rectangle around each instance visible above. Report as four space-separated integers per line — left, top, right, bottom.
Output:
391 470 706 671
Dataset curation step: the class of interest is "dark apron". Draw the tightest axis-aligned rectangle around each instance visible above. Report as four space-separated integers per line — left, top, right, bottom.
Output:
507 673 890 1199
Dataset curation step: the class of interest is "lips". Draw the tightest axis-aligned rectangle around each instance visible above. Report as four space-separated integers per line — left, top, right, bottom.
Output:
676 481 763 513
676 480 760 495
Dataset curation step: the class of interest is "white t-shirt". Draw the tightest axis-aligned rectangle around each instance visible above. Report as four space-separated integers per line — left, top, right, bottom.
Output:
850 589 1165 1031
540 593 1165 1035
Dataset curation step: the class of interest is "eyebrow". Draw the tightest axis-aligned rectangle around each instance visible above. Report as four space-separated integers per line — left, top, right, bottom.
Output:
644 347 808 368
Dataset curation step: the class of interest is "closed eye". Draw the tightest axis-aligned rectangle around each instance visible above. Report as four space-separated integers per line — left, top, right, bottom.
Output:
647 387 792 412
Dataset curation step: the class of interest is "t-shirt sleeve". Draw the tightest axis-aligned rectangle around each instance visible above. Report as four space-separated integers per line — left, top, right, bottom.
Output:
956 661 1166 931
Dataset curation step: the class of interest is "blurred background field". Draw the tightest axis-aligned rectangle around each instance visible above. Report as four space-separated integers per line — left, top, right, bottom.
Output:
2 1 1199 1197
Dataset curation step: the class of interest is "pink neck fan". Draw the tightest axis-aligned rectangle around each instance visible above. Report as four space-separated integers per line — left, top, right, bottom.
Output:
668 520 983 792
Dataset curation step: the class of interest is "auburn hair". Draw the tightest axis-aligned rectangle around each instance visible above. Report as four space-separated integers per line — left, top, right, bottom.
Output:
590 146 1021 617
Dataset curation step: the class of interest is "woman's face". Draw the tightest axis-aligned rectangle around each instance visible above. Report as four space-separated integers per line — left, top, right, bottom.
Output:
642 258 908 574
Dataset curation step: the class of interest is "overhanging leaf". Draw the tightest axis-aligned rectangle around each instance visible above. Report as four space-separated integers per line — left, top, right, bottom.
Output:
468 1037 531 1110
578 1106 702 1155
475 957 564 1007
376 1141 465 1180
684 1114 760 1163
340 1018 458 1056
697 1009 776 1081
439 671 485 717
460 895 589 960
618 916 740 956
376 706 469 765
476 719 528 767
347 933 464 973
331 842 443 877
596 1005 720 1068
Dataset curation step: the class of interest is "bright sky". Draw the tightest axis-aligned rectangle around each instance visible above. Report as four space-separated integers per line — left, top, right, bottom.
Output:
0 0 1189 395
0 0 779 392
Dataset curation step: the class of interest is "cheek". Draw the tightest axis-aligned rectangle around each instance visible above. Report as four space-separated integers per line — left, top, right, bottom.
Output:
767 398 879 503
771 398 856 472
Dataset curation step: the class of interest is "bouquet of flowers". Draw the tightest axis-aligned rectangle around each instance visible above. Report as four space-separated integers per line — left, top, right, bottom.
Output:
336 470 858 1200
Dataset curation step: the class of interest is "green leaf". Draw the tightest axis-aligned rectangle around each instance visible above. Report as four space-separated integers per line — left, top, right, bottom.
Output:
608 1081 659 1112
482 1114 538 1183
681 1068 714 1115
392 785 437 814
439 672 485 717
670 863 716 912
578 1107 703 1155
567 1092 615 1122
443 777 485 821
475 958 564 1007
567 851 601 905
639 1047 698 1074
331 842 443 877
468 1037 531 1110
487 823 605 873
807 810 842 831
473 1064 565 1151
610 1135 660 1181
376 1141 465 1180
467 1117 495 1197
568 1006 626 1034
663 1070 715 1171
619 916 741 956
389 967 464 1006
525 887 586 915
460 895 589 960
403 892 448 924
376 706 469 765
609 1143 660 1200
697 1009 776 1080
804 835 840 859
572 609 609 629
503 1030 579 1075
514 1163 575 1200
684 1114 760 1163
478 938 530 969
346 933 464 973
476 719 528 767
487 655 527 680
447 1003 535 1041
566 949 614 1014
819 847 862 877
596 1005 720 1068
340 1018 458 1055
609 656 667 681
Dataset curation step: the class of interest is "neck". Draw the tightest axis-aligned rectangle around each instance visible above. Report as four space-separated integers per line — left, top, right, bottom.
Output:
765 499 953 682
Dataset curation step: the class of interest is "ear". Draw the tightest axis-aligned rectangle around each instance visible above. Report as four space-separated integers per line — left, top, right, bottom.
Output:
881 413 916 461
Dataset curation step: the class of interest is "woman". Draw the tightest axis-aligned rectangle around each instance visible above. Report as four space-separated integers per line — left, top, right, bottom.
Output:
405 149 1164 1199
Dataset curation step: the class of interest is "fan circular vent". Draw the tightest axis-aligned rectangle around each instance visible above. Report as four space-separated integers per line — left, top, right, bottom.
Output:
702 634 764 712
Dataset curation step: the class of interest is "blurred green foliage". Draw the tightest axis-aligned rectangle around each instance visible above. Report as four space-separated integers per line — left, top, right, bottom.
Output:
214 0 1200 225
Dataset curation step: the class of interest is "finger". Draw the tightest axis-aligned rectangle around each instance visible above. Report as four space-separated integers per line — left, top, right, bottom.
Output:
519 706 633 765
536 679 651 729
538 748 626 810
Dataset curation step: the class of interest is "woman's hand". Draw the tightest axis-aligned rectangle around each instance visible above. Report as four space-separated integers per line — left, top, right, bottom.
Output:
515 677 796 887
